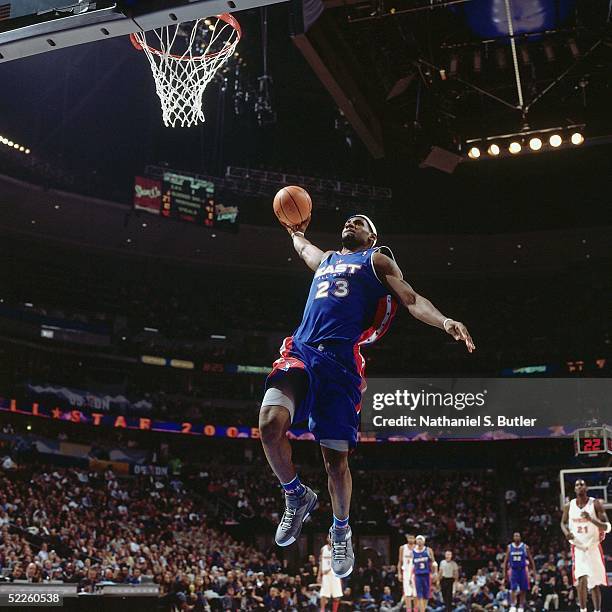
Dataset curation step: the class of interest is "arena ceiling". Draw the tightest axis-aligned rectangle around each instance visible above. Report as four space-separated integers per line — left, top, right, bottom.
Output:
293 0 612 159
0 0 610 235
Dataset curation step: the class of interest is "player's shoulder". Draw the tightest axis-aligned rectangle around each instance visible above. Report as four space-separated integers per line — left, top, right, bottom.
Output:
372 247 399 277
372 246 396 263
319 250 335 264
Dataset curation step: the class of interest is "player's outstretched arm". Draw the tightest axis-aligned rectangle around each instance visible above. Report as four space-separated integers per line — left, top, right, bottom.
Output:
284 217 332 272
373 252 475 353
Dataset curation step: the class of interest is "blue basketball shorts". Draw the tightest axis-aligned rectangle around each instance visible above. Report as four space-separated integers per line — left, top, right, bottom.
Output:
510 569 529 592
414 573 431 600
264 337 363 448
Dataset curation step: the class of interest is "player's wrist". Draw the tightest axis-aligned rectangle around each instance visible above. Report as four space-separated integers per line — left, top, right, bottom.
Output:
291 230 305 238
442 317 452 331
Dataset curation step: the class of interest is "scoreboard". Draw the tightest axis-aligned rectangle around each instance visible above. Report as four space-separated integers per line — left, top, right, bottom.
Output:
574 425 612 456
162 172 216 225
133 172 238 229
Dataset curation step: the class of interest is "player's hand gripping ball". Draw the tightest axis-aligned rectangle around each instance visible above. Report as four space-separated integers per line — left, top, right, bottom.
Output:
273 186 312 232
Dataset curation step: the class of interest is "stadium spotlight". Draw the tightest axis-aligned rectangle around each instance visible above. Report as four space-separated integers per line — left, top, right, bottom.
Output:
0 134 32 154
465 123 584 160
529 137 542 151
571 132 584 145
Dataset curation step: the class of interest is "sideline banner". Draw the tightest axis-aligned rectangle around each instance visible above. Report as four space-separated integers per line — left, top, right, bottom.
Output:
3 377 609 442
26 383 153 414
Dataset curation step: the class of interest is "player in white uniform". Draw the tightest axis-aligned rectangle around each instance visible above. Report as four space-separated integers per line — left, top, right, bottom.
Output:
561 479 610 612
398 534 417 612
319 536 342 611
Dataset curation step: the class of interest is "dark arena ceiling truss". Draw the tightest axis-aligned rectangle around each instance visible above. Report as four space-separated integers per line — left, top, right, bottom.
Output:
291 0 612 159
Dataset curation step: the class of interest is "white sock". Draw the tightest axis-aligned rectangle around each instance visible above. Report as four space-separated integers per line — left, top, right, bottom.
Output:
580 608 587 612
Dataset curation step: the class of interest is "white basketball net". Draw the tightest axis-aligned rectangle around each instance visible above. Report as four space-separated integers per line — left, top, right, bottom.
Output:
131 14 241 128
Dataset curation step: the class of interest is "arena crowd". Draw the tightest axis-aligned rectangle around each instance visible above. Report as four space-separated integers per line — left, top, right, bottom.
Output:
0 461 581 611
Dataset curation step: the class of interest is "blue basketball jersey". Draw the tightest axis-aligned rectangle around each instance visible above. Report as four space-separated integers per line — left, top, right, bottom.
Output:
292 247 396 353
413 548 431 575
509 543 527 572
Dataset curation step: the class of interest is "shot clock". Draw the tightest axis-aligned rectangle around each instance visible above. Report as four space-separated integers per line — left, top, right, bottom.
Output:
574 425 612 456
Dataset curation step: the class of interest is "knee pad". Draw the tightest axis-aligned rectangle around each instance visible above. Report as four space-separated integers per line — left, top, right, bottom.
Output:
261 387 295 421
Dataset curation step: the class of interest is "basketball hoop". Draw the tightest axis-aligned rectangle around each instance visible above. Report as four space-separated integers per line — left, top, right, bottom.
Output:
131 14 241 128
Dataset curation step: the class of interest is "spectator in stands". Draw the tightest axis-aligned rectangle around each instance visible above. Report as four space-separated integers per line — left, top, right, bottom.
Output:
558 574 575 609
264 586 282 610
379 585 395 609
339 587 354 612
9 564 25 582
358 585 377 611
126 567 142 584
25 562 42 583
427 587 446 612
542 575 559 611
471 585 494 612
527 577 543 611
78 566 99 593
494 582 510 609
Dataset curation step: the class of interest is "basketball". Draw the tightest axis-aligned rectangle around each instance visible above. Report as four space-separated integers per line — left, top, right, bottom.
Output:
273 186 312 227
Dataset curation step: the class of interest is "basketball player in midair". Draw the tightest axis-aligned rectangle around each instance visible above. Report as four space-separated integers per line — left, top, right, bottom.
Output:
318 535 342 612
501 532 536 612
398 533 417 612
259 214 475 578
561 479 610 612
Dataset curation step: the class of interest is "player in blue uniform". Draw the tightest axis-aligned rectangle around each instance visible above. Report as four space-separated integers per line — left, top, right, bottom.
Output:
502 532 536 612
413 535 437 612
259 213 475 578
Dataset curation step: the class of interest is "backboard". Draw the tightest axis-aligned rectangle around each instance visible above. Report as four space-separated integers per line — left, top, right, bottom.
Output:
0 0 285 62
560 467 612 511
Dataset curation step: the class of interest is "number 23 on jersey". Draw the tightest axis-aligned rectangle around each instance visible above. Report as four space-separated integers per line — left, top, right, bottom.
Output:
315 279 350 299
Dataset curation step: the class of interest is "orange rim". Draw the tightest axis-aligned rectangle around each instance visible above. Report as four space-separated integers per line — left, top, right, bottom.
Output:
129 13 241 61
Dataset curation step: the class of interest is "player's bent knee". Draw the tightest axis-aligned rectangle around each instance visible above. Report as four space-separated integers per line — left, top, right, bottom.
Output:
322 453 349 478
259 405 291 441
